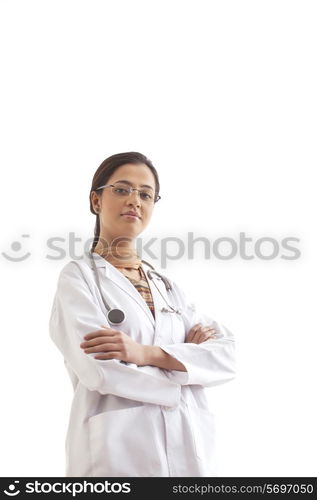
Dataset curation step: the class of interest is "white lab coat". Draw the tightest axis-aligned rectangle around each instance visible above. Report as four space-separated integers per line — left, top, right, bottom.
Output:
49 252 235 477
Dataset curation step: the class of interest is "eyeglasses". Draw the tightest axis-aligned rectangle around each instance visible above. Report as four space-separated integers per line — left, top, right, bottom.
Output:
95 182 161 203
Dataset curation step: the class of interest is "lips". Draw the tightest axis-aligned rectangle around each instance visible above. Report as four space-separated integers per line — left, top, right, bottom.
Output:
121 212 141 219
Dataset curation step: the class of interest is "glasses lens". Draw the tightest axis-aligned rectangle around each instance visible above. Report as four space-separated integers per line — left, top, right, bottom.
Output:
139 190 154 202
112 184 131 196
112 183 154 202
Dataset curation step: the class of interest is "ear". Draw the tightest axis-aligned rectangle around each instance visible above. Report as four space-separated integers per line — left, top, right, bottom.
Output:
91 191 101 214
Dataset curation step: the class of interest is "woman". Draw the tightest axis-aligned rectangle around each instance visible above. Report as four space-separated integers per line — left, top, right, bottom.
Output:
49 151 236 477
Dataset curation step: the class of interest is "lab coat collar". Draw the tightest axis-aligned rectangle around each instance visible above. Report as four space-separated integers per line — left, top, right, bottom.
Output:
86 251 109 268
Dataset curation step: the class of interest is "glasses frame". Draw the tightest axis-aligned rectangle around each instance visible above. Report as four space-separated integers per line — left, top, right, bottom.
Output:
95 183 161 203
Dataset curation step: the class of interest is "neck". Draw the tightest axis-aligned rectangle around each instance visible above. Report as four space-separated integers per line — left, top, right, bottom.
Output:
94 236 136 255
93 237 142 270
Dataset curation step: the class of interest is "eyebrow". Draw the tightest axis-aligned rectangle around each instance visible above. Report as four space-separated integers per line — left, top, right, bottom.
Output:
113 179 154 190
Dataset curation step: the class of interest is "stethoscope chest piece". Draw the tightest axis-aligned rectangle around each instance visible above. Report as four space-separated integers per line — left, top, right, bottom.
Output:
108 308 126 325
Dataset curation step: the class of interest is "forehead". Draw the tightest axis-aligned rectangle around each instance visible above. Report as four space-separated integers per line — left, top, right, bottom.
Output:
108 163 156 188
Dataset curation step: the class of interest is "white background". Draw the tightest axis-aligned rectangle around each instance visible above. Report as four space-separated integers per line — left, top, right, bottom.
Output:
0 0 316 477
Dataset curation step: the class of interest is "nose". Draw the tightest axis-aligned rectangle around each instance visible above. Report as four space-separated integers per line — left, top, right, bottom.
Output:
126 189 141 207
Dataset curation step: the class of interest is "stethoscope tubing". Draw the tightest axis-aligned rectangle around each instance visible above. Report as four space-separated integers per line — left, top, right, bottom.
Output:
89 251 181 325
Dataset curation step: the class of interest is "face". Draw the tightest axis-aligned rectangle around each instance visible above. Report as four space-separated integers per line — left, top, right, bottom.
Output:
91 163 157 247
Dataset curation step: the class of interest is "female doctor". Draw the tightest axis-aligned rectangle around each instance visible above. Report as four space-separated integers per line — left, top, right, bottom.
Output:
49 151 236 477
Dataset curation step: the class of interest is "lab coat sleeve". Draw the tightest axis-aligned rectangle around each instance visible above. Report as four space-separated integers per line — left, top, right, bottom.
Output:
49 262 181 407
158 281 236 387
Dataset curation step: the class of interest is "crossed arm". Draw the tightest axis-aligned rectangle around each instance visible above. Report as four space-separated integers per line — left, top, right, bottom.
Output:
80 323 217 372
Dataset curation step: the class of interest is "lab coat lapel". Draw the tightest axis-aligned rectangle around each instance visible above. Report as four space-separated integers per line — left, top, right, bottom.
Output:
87 252 155 327
146 273 167 338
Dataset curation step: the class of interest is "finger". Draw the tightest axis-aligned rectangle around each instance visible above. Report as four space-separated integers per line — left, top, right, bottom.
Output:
80 337 120 348
191 324 212 335
199 327 217 341
186 331 197 342
189 330 202 343
186 323 202 342
193 323 203 331
190 323 202 334
188 326 216 344
94 352 121 360
197 331 214 343
203 326 216 333
199 326 216 335
83 343 121 354
185 332 193 343
207 328 217 338
201 332 218 342
83 328 117 340
201 325 215 332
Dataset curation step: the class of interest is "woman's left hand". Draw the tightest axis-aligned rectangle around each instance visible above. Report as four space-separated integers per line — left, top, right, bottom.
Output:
185 323 217 343
80 326 146 365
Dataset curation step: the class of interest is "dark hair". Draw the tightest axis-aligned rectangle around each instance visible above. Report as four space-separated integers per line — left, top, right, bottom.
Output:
89 151 160 251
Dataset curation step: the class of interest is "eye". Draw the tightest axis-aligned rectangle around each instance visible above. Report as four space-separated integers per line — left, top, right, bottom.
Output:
114 187 129 195
140 192 153 200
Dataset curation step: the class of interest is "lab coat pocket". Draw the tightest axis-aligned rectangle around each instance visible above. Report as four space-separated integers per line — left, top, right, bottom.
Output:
187 405 217 463
88 405 161 477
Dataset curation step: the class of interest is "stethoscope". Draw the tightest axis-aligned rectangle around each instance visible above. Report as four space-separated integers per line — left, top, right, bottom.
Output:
89 250 182 325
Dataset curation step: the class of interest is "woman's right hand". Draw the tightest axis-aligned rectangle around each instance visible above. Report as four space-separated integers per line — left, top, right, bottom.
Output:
185 323 217 344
